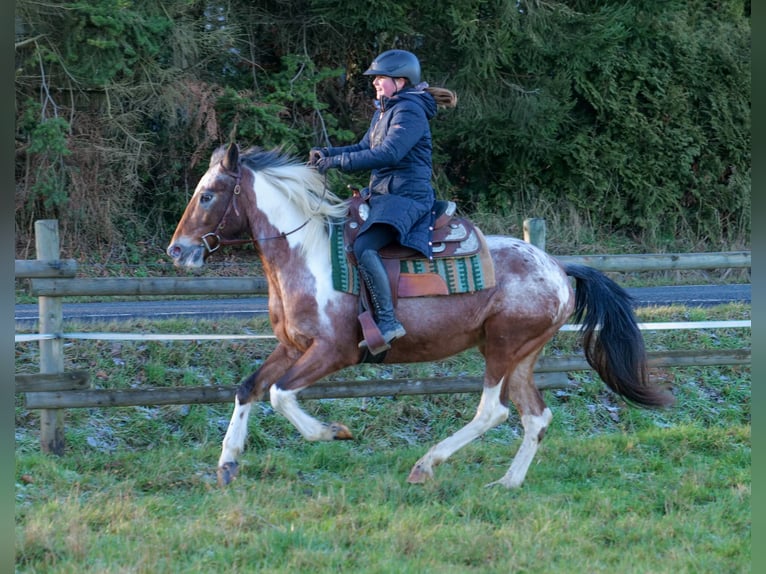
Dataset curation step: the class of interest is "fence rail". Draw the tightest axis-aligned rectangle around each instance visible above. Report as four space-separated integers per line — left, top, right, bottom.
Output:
25 251 751 298
15 258 78 278
15 220 752 455
19 349 750 410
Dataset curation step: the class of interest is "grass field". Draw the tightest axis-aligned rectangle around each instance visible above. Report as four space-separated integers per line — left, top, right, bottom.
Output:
14 304 750 573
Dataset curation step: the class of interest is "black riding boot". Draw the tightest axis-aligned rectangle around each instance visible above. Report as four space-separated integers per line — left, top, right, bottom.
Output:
357 249 406 350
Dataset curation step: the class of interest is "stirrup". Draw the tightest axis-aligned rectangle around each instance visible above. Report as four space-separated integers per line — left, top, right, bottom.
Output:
358 324 406 352
358 338 390 355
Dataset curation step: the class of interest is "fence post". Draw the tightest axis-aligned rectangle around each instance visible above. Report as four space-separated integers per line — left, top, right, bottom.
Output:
35 220 66 455
523 218 546 251
522 217 555 362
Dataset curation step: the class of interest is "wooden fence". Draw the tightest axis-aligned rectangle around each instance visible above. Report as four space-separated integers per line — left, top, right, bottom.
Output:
15 220 751 455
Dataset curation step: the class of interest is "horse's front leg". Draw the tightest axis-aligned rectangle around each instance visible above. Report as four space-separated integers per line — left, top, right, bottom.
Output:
269 385 354 441
268 342 356 442
216 395 252 486
217 344 294 486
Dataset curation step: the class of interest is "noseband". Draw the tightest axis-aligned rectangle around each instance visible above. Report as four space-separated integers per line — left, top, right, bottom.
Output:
199 160 311 254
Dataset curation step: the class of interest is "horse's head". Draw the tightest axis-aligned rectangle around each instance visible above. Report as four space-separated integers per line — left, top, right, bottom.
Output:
167 143 249 268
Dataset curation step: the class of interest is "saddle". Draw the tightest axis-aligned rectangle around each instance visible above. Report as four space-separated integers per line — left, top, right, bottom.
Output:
342 188 490 300
336 188 495 358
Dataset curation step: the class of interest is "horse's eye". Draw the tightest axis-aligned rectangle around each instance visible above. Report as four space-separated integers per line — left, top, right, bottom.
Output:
200 192 213 205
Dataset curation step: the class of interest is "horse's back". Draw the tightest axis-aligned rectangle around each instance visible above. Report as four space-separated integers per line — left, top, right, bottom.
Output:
379 234 573 363
389 234 571 322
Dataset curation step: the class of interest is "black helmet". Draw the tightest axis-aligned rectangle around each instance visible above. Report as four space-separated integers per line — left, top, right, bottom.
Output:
363 50 421 85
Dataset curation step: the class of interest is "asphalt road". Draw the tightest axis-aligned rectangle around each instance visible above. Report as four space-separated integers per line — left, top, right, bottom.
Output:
14 284 751 325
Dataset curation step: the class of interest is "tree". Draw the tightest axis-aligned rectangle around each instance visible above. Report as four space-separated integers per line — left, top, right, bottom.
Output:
14 0 750 257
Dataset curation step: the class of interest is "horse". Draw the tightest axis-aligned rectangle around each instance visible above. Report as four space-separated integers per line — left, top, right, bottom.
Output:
167 142 674 489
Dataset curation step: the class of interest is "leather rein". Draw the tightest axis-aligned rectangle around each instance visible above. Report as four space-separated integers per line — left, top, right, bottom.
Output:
200 161 310 254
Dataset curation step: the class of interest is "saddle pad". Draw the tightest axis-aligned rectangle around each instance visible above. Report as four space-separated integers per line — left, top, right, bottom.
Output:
329 222 496 296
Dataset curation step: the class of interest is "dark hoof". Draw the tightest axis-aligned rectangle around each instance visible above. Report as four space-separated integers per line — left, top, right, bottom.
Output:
217 461 239 487
330 422 354 440
407 463 432 484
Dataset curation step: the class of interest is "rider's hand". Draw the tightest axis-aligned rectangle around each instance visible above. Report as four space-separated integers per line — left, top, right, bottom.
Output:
314 154 340 175
308 147 327 166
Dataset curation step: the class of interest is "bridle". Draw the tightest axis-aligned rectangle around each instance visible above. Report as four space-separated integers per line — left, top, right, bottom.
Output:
200 160 311 254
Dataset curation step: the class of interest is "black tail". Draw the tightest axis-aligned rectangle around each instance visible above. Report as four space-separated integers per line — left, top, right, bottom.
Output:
565 264 674 408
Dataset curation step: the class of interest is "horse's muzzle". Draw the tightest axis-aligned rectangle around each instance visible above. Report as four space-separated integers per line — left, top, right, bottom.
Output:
166 242 205 268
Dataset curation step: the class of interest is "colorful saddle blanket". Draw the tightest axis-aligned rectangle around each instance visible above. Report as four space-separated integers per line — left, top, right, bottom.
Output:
329 196 496 297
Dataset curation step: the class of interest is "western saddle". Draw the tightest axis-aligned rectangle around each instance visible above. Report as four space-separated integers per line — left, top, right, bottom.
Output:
342 188 489 356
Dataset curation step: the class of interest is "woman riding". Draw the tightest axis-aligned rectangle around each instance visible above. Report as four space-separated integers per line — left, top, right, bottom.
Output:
309 49 457 353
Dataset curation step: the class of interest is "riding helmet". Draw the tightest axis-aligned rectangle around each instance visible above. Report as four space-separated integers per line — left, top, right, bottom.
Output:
363 50 421 85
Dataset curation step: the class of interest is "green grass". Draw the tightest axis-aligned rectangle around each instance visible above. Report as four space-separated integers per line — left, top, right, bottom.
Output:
15 425 749 573
14 305 750 573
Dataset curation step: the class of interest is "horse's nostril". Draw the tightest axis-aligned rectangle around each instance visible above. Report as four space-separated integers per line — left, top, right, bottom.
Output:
167 244 182 259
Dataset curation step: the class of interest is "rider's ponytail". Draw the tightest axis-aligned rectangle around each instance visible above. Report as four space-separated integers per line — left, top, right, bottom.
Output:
425 86 458 109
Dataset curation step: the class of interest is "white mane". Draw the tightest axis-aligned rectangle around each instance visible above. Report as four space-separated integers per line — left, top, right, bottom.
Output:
236 147 349 257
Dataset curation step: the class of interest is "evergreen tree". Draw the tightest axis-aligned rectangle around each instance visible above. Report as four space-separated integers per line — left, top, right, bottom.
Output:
14 0 750 256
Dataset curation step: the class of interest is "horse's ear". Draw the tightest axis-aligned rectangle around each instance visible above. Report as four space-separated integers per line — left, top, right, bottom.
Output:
223 143 239 171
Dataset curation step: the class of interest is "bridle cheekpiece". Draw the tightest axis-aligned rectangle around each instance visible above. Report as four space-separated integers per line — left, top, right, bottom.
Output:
200 161 246 254
199 159 312 255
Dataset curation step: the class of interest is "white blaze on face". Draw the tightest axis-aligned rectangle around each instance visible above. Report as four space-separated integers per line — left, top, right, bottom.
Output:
172 173 226 258
173 171 222 250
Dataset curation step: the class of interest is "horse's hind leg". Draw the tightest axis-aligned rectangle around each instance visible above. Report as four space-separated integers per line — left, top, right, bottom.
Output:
486 352 552 489
407 376 510 484
407 348 553 488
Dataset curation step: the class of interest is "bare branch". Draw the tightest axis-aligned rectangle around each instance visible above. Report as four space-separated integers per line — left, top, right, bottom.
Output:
15 34 46 50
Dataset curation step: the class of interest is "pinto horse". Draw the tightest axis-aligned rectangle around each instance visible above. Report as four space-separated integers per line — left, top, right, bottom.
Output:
167 143 673 488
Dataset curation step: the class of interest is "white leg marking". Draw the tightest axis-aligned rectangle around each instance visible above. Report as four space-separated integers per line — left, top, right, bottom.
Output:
270 385 334 441
488 407 553 489
410 383 509 480
218 396 253 467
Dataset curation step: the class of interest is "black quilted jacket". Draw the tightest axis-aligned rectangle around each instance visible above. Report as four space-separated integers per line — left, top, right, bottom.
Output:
327 86 438 258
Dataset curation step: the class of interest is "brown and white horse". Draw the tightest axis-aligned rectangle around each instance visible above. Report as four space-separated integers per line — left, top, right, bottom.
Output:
167 143 673 488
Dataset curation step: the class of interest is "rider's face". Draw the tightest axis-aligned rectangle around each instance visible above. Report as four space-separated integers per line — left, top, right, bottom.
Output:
373 76 402 99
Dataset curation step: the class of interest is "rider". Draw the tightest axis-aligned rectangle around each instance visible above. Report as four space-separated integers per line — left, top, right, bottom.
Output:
309 49 456 353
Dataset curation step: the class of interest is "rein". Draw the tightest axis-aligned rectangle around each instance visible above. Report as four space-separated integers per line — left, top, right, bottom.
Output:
200 161 312 254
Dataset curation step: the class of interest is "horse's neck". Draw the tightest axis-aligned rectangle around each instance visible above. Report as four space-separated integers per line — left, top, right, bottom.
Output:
242 171 338 301
249 181 308 236
248 204 332 294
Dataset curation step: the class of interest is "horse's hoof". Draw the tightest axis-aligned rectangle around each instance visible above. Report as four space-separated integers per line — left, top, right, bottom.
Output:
406 463 432 484
484 477 522 489
330 422 353 440
217 461 239 487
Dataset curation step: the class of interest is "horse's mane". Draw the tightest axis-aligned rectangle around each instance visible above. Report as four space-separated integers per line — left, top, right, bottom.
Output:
213 145 349 254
